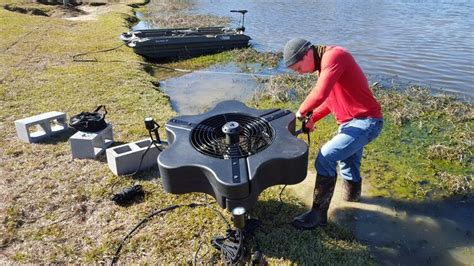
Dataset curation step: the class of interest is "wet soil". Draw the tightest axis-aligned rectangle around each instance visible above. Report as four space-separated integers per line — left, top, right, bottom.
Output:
289 172 474 265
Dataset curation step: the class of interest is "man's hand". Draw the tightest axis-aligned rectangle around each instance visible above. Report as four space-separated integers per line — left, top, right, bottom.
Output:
304 117 316 132
296 110 306 121
298 111 314 133
296 110 303 120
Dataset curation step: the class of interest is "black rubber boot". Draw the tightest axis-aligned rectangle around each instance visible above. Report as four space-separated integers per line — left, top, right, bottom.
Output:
292 174 336 230
342 179 361 202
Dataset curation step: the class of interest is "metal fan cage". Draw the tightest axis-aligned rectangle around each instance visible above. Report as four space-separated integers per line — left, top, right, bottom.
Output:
190 113 274 159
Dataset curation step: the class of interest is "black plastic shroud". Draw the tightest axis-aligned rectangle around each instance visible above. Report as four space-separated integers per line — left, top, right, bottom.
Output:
158 100 308 210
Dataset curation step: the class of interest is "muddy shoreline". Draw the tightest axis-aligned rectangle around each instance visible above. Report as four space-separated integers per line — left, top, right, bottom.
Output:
1 0 472 264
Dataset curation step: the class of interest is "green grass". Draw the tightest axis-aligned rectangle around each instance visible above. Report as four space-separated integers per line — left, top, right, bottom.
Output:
0 1 374 264
4 0 470 264
254 80 473 201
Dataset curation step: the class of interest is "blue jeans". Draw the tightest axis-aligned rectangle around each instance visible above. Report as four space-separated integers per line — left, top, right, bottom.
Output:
315 118 383 182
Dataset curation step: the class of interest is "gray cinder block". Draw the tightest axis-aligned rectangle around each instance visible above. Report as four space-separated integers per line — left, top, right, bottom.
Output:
14 111 68 143
69 124 113 159
106 138 165 176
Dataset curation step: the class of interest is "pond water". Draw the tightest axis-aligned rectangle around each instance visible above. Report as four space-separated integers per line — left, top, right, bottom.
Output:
159 64 281 114
138 0 474 101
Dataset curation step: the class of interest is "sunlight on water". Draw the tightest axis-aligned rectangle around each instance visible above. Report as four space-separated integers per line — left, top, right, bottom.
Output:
159 64 265 115
141 0 474 100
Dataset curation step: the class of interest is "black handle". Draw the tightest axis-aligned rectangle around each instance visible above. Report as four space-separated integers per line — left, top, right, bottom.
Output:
230 10 247 14
93 105 107 117
301 111 313 134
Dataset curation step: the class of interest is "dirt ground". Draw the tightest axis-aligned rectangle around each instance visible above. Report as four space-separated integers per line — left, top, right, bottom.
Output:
2 3 121 20
64 4 116 20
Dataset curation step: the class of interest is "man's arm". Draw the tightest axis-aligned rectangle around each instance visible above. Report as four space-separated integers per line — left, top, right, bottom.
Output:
298 50 346 115
301 102 331 132
311 102 331 122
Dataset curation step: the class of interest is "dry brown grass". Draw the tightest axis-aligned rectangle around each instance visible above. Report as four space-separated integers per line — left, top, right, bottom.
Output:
146 0 193 12
229 48 282 68
254 73 317 103
373 85 474 127
0 2 375 264
427 144 472 164
438 171 473 196
148 13 230 28
141 0 229 28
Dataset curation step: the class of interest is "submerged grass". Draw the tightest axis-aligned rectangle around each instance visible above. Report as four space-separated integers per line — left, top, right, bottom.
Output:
141 0 229 28
0 0 374 264
254 76 473 200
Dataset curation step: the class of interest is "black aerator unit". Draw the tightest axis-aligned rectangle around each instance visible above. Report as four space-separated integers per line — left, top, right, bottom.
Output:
157 100 309 211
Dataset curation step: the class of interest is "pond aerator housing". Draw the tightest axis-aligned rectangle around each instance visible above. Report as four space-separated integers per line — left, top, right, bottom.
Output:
157 100 308 210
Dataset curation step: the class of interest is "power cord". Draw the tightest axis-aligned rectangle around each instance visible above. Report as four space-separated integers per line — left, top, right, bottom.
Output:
295 111 313 147
266 185 287 218
193 237 211 265
193 194 232 264
204 194 232 230
72 43 275 77
72 42 128 62
108 117 164 197
119 117 163 178
110 202 206 265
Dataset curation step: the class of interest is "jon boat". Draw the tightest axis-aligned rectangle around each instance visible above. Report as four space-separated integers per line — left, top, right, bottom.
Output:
120 10 251 59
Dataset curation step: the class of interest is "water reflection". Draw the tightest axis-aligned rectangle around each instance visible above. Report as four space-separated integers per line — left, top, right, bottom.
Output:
139 0 474 100
159 64 280 115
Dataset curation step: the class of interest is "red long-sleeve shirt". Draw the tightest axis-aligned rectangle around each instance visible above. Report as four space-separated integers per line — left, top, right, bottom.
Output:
298 46 382 124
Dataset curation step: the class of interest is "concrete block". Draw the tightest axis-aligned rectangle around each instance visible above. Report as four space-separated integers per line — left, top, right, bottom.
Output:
14 111 68 143
106 138 166 176
69 124 113 159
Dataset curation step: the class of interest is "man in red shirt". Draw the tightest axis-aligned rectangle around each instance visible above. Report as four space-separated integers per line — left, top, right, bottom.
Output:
284 38 384 230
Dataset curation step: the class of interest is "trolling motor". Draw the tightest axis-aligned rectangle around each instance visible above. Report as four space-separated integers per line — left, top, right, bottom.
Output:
230 10 248 33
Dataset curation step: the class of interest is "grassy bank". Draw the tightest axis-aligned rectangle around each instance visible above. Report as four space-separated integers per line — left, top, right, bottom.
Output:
254 75 473 200
0 1 374 264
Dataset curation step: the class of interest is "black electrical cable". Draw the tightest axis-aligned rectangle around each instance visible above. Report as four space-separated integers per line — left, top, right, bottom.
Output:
204 194 231 230
192 195 232 264
71 45 278 76
72 42 128 62
111 202 206 265
122 130 163 178
194 240 205 265
108 129 164 196
193 238 211 265
266 185 287 218
71 44 193 73
111 184 145 205
307 131 311 147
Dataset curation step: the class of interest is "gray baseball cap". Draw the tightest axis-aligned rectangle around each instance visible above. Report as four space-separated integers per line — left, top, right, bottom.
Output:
283 38 312 67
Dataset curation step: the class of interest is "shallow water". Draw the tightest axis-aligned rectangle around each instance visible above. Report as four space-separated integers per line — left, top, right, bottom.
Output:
290 173 474 265
138 0 474 101
158 64 281 114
